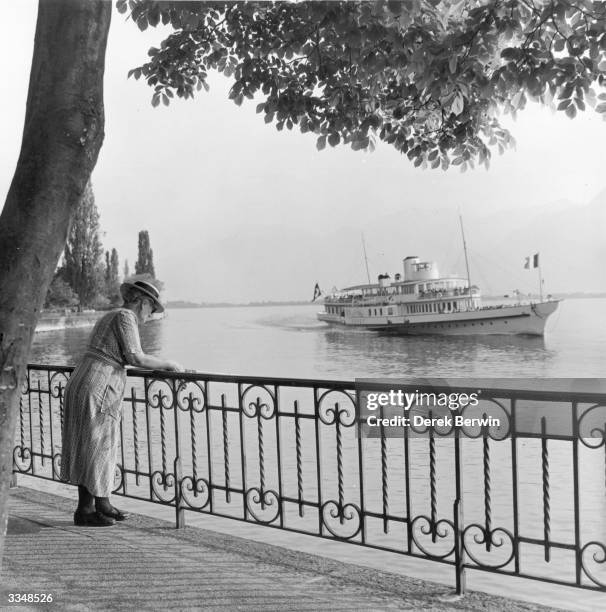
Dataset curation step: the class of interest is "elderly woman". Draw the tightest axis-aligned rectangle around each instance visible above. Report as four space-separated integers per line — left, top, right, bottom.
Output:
60 279 182 526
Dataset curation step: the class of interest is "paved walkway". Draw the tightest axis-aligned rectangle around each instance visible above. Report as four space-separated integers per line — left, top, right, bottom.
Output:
2 487 556 611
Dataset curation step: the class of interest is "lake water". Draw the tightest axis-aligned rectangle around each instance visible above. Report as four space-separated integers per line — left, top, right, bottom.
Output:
31 297 606 379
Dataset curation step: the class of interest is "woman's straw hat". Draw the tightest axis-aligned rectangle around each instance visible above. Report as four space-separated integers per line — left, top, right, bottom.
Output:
120 279 164 314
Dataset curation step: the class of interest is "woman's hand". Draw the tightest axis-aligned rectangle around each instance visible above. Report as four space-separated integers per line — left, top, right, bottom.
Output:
126 352 185 373
165 360 183 372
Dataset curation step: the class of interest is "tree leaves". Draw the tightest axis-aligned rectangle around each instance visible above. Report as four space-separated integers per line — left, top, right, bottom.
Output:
120 0 606 170
127 67 142 80
328 133 340 147
565 104 577 118
451 93 464 116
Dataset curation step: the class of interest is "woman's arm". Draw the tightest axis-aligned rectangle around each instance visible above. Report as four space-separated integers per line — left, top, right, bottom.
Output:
125 351 182 372
116 311 183 371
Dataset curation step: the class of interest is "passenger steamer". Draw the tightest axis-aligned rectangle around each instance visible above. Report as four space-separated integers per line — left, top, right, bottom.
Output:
317 256 559 336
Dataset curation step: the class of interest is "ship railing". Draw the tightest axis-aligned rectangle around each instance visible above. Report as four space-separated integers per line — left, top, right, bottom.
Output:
14 364 606 595
417 288 475 299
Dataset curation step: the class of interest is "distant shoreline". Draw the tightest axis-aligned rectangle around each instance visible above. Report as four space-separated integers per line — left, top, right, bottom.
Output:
35 311 104 333
166 300 316 309
166 293 606 309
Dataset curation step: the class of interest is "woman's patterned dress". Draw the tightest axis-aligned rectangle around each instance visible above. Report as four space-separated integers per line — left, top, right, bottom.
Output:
60 309 142 497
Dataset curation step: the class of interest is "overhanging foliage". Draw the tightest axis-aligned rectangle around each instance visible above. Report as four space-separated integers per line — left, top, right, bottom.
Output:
118 0 606 171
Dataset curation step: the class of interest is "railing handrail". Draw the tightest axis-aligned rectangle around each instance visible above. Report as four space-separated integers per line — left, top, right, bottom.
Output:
26 363 606 404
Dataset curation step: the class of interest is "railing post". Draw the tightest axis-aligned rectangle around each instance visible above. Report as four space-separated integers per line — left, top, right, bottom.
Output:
10 471 18 489
173 377 185 529
174 455 185 528
454 420 466 596
454 497 466 595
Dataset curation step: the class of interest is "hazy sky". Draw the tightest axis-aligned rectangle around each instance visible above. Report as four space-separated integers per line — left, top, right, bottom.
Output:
1 2 604 302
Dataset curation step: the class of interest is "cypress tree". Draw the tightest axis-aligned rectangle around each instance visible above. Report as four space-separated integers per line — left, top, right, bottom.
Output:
135 230 155 278
60 181 104 309
104 250 111 290
102 248 121 304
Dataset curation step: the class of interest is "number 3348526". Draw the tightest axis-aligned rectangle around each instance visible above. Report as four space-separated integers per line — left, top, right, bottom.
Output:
7 593 53 603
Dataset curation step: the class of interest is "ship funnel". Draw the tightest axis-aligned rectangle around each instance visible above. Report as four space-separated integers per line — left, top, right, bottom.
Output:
403 256 419 281
404 256 439 281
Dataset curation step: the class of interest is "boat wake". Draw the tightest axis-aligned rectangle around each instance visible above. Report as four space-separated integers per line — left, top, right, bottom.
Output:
255 315 328 332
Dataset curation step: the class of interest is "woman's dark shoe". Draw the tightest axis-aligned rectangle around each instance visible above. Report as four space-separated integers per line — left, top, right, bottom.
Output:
98 506 129 521
74 510 115 527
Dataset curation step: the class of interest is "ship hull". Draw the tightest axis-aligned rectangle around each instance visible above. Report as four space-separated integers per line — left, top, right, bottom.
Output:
317 301 559 336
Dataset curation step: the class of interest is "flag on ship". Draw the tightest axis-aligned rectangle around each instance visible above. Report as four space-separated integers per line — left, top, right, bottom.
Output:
524 253 540 269
312 283 322 301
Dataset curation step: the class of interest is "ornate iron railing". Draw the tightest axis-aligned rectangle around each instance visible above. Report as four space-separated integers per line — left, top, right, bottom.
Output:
13 364 606 594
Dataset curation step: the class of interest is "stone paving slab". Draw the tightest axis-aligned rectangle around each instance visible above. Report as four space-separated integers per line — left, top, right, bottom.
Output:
1 487 557 611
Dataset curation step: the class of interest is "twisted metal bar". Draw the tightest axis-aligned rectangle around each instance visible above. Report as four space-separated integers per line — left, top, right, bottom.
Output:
188 392 198 487
336 403 345 524
59 382 64 437
380 405 389 534
541 416 551 562
294 400 304 517
131 390 140 486
159 396 168 489
257 398 265 510
37 381 45 466
19 395 25 449
483 417 492 552
221 394 230 502
429 411 437 543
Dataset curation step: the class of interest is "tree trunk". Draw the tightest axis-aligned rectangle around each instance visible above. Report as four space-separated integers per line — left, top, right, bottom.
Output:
0 0 111 565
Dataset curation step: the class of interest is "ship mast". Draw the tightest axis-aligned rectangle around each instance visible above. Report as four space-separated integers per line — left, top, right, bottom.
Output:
459 214 472 294
361 233 371 285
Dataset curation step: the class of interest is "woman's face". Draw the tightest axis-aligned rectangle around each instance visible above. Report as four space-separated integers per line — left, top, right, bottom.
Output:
137 296 154 324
